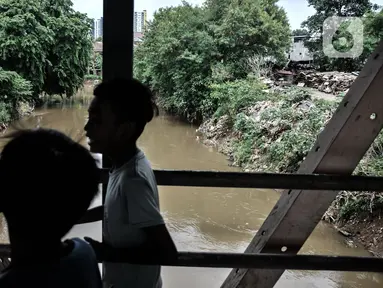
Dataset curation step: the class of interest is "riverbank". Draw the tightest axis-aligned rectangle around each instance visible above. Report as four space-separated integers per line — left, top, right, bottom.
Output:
0 101 34 132
0 80 96 133
196 82 383 257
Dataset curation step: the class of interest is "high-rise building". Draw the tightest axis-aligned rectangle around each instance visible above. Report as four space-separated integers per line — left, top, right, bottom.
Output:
98 17 103 38
90 18 95 38
134 10 147 33
93 17 103 40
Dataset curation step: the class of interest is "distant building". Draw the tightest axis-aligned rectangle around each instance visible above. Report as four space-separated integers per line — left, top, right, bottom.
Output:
93 42 103 54
90 19 95 38
288 35 313 62
93 17 103 39
134 10 147 33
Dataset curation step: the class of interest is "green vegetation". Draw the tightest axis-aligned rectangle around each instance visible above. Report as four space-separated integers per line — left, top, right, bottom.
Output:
135 0 383 222
199 82 338 174
87 52 102 79
202 80 383 222
302 0 383 71
134 0 291 123
227 86 337 172
0 68 33 123
0 0 93 125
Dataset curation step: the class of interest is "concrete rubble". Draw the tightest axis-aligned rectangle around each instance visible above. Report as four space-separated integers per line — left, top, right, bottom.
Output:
293 71 357 94
259 70 358 95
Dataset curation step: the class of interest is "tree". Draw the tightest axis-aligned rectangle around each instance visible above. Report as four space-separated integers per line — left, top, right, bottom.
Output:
134 4 217 123
134 0 291 123
301 0 380 71
0 0 93 99
363 9 383 55
203 0 232 23
210 0 291 78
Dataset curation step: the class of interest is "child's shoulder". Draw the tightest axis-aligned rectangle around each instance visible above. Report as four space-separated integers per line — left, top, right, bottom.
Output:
64 237 98 261
0 238 100 288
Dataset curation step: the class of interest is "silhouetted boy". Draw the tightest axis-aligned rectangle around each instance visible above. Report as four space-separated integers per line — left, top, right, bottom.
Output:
0 128 102 288
84 78 177 288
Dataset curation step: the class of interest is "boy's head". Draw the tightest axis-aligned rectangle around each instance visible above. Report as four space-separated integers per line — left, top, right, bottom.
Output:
0 128 100 240
85 78 157 155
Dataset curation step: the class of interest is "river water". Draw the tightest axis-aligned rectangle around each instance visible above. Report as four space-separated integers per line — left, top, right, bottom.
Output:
0 103 382 288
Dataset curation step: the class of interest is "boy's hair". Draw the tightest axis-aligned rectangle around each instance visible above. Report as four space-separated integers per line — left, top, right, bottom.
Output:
0 128 100 239
93 78 158 137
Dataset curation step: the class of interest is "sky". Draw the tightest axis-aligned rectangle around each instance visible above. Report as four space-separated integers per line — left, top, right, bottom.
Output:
72 0 383 30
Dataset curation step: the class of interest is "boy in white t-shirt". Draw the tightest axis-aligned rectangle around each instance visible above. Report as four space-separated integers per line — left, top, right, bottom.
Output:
84 78 177 288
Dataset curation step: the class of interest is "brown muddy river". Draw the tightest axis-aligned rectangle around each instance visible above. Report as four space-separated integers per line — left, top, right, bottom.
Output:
0 103 382 288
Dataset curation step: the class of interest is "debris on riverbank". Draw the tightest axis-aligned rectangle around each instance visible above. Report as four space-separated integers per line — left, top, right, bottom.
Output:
260 70 357 97
337 216 383 257
293 71 356 94
196 86 383 257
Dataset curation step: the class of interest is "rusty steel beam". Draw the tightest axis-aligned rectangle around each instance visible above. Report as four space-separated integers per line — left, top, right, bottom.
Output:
221 40 383 288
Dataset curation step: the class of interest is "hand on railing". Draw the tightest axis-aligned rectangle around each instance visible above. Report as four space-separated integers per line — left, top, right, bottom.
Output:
84 236 178 265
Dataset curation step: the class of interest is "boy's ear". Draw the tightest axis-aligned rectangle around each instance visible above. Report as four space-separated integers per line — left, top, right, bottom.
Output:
116 122 136 140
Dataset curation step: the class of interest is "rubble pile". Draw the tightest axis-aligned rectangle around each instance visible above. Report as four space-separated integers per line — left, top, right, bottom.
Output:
294 71 357 94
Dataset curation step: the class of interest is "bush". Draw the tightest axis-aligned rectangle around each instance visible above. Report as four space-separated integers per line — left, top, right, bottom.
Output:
329 132 383 221
0 102 12 124
0 68 33 122
227 87 338 172
203 78 273 121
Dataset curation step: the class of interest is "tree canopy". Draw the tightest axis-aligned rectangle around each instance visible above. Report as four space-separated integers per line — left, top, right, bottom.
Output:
134 0 291 122
0 0 93 99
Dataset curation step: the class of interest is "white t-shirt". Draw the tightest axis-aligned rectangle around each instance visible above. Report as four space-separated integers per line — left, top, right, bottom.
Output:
103 150 164 288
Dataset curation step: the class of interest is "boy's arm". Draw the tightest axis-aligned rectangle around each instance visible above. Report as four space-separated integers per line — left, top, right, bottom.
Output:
103 175 177 263
141 224 178 260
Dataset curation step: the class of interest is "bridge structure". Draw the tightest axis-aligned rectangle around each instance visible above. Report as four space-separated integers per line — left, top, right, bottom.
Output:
2 0 383 287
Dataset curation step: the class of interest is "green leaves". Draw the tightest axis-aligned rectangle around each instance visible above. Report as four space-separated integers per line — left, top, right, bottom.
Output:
134 0 291 123
0 0 92 99
0 67 32 122
134 4 215 123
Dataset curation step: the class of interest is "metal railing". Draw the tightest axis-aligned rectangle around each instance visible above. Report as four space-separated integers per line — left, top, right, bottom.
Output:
1 170 383 274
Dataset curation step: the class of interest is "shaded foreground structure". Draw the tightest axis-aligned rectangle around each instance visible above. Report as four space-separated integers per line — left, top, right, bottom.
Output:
2 0 383 287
